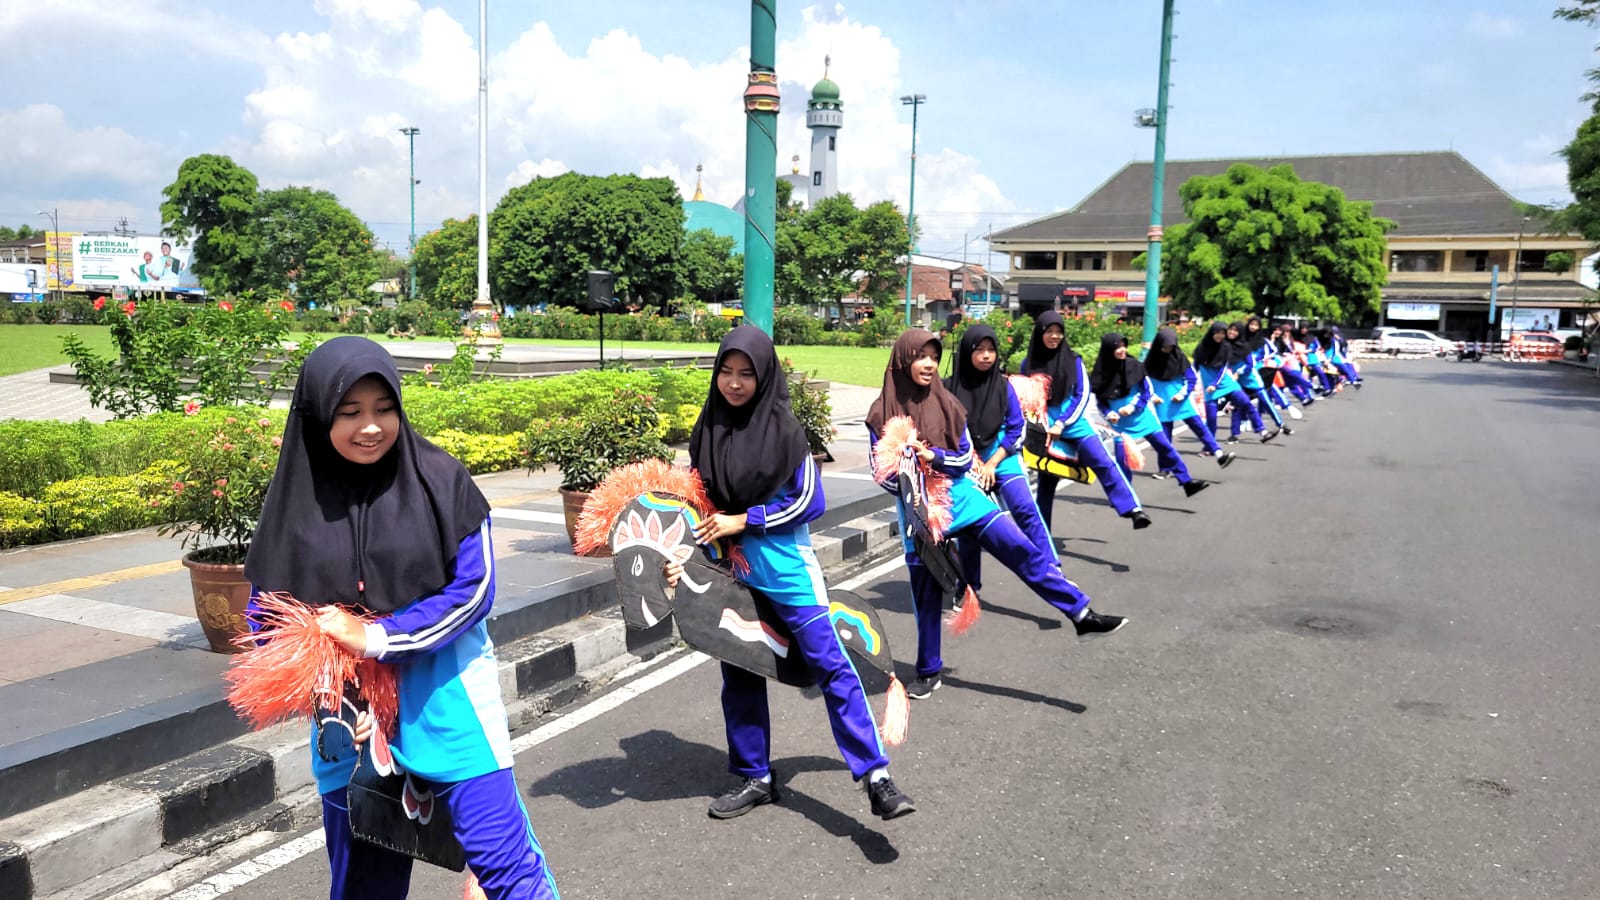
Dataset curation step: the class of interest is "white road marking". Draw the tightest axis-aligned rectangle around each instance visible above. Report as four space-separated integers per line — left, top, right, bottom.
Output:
8 593 209 648
834 556 904 592
823 471 877 482
491 507 568 525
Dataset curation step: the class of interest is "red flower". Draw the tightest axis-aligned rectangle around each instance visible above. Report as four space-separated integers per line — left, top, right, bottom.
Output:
215 478 228 487
212 489 224 498
183 401 202 416
149 499 162 508
218 300 234 312
423 364 435 374
280 300 295 312
172 481 186 493
122 301 137 316
93 297 106 311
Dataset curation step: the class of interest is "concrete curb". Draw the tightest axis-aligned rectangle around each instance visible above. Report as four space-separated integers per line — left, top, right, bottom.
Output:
0 508 902 900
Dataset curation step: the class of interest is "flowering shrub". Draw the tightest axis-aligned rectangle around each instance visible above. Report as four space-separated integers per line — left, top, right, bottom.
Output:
523 389 672 492
61 295 315 418
148 409 285 563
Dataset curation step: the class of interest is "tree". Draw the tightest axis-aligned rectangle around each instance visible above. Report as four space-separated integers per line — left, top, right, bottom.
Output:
0 225 38 242
412 216 480 308
775 194 908 319
160 154 259 294
1545 250 1576 274
492 172 684 309
248 186 380 309
679 228 743 305
1154 164 1393 321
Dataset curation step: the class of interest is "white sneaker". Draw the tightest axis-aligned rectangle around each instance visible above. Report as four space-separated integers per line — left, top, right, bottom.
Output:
1287 406 1304 420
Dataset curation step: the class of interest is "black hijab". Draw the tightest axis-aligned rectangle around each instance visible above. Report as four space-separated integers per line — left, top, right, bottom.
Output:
943 324 1007 450
1245 316 1268 353
1227 321 1252 361
1146 326 1188 381
689 326 810 512
244 336 490 613
1191 322 1233 368
867 328 968 451
1088 332 1146 407
1024 310 1079 406
1273 328 1295 355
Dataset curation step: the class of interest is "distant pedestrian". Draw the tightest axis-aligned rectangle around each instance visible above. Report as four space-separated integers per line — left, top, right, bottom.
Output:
1089 332 1212 497
1193 322 1277 445
1145 326 1236 470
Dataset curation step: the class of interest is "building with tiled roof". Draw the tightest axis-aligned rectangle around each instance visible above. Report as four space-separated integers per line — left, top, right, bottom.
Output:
988 151 1592 336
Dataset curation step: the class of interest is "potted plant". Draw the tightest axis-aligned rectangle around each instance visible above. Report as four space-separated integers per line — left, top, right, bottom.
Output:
784 359 837 462
524 389 673 552
149 407 284 652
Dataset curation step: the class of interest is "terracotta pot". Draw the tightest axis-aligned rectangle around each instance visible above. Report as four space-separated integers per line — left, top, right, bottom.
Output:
183 550 252 654
559 486 611 557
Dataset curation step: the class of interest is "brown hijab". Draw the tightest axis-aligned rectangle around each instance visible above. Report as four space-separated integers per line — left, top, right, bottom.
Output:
866 328 968 451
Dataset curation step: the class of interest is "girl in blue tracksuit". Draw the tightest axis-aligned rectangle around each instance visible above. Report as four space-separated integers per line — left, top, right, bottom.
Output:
1325 326 1363 388
1089 332 1211 497
678 326 915 822
868 329 1128 699
943 325 1056 605
1239 318 1293 435
1272 326 1318 405
1297 324 1338 395
1144 326 1236 473
1022 311 1152 531
1228 321 1287 436
244 337 558 900
1193 322 1277 445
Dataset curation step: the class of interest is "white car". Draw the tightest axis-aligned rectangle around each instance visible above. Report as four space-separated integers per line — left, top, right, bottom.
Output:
1378 328 1455 355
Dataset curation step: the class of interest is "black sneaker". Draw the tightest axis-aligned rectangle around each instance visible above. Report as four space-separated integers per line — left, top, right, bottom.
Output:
906 674 941 700
1182 479 1211 498
1225 434 1239 445
1150 470 1169 480
1074 609 1128 641
1127 510 1153 530
1281 425 1295 435
868 776 917 820
708 776 777 819
1354 382 1363 390
1216 451 1236 469
1261 428 1281 444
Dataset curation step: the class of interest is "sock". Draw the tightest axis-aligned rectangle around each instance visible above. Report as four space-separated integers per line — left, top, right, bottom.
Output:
868 768 889 785
756 773 771 784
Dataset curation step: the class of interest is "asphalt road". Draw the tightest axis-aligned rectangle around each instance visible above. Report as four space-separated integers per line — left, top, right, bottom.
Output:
137 358 1600 900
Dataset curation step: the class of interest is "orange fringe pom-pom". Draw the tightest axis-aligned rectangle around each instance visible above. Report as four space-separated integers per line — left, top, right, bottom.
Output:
879 675 910 747
1008 374 1050 422
574 460 714 556
1119 436 1145 472
945 586 981 636
871 416 953 542
225 592 397 734
462 873 487 900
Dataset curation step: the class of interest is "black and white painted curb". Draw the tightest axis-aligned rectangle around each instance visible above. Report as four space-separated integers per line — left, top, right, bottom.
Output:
0 509 901 900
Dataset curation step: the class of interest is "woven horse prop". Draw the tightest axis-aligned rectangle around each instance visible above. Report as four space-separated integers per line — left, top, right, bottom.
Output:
577 461 909 745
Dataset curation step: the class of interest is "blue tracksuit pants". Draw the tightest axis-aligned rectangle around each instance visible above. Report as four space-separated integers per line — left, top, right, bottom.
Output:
1246 387 1284 428
908 512 1091 679
957 471 1057 592
720 600 888 781
1279 368 1316 403
321 767 559 900
1206 388 1265 438
1114 429 1192 485
1035 433 1142 527
1163 417 1222 456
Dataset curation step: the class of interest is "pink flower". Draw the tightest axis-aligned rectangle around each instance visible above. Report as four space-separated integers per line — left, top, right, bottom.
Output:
271 436 283 448
172 482 186 493
423 364 435 374
212 489 224 498
93 297 106 311
225 416 238 424
215 478 228 487
149 499 161 508
223 443 235 451
183 401 201 416
218 300 234 312
258 418 271 428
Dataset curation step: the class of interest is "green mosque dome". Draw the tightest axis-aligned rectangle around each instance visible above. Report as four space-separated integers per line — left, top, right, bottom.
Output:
811 76 841 104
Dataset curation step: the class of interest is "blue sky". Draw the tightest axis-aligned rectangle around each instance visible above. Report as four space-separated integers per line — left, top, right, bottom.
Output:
1 1 1594 266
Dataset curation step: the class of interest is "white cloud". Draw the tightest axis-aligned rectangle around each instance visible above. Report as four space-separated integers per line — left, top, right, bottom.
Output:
505 158 571 189
1466 11 1524 39
1485 153 1570 202
0 105 170 187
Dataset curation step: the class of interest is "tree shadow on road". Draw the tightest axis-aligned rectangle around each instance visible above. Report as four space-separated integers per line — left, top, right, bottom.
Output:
940 673 1087 714
525 728 901 863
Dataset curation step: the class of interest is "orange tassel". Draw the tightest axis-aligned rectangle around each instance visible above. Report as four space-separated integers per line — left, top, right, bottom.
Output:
462 873 487 900
945 586 981 636
870 416 954 542
879 674 910 746
1007 374 1050 422
224 592 395 733
573 460 715 556
1120 437 1144 472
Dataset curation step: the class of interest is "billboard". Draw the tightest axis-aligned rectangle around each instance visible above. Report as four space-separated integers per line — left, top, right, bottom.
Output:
44 232 75 291
70 234 202 293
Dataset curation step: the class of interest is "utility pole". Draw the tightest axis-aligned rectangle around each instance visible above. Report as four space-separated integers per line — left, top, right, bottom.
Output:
1508 215 1530 345
469 0 499 340
741 0 779 336
1136 0 1176 354
36 209 59 304
399 126 420 300
901 93 926 326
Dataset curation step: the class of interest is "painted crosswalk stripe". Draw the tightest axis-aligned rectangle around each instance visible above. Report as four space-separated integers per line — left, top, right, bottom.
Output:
490 507 568 525
7 593 209 648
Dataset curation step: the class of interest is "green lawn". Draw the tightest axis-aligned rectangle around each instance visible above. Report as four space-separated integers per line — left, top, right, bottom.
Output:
0 325 893 387
0 325 118 377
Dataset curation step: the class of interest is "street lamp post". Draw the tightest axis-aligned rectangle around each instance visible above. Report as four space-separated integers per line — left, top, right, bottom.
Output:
1508 215 1530 347
399 127 420 300
36 209 59 304
469 0 500 340
1135 0 1176 354
901 93 926 326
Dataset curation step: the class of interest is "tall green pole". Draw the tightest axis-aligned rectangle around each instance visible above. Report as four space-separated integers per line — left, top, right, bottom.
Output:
1142 0 1175 354
741 0 778 336
400 126 420 299
901 94 925 326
